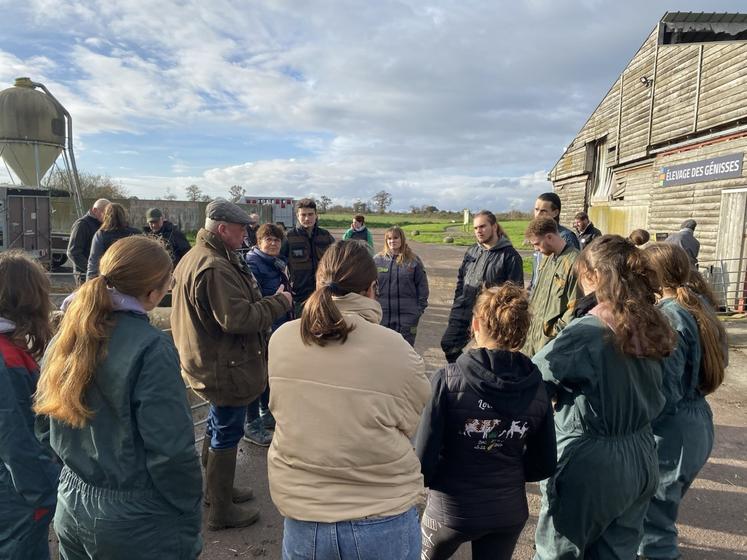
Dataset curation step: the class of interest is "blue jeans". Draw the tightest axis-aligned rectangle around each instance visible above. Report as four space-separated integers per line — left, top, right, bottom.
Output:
282 507 420 560
206 404 246 449
246 386 270 423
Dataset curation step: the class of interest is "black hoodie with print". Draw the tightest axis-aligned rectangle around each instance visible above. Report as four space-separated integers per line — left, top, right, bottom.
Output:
415 348 556 531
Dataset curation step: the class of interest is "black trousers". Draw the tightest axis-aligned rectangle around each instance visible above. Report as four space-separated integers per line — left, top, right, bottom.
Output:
421 512 525 560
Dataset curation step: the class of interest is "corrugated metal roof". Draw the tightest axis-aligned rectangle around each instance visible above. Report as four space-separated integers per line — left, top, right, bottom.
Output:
662 12 747 24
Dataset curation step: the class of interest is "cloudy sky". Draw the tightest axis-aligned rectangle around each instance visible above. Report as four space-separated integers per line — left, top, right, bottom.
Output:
2 0 745 211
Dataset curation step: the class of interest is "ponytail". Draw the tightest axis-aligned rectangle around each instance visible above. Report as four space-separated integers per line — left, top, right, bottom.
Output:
299 241 377 347
646 243 726 395
35 236 172 427
34 275 114 427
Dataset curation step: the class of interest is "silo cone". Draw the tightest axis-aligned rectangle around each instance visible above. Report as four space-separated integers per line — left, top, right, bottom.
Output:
0 77 65 186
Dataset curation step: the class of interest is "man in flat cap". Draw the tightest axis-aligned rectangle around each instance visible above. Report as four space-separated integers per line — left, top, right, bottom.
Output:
171 199 292 531
143 207 191 265
665 219 700 268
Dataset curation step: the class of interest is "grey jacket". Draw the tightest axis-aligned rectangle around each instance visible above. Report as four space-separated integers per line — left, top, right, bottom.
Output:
665 228 700 267
374 253 429 328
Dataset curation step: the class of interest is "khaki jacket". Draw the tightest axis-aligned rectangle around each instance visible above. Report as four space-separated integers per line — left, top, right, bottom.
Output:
171 229 291 406
267 293 430 522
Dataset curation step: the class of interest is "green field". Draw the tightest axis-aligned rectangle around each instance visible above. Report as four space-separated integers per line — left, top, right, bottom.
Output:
318 213 462 228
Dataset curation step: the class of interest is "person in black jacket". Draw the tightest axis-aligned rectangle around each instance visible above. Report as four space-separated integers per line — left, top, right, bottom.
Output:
417 283 556 560
280 198 335 313
86 203 140 281
440 210 523 363
66 198 110 285
143 208 191 265
573 211 602 251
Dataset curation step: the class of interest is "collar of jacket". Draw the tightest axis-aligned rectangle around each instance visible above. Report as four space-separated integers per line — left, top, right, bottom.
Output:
479 234 512 252
197 228 243 266
331 292 383 324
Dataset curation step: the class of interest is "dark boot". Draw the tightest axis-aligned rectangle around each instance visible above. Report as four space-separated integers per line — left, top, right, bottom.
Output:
201 438 254 505
206 447 260 531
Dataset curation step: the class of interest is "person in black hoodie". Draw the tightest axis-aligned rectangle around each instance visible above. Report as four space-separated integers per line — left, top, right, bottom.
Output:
416 283 556 560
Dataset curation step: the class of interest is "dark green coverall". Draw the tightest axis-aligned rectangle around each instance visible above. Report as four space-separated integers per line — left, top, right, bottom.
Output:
639 299 714 559
48 312 203 560
532 314 665 559
0 334 60 560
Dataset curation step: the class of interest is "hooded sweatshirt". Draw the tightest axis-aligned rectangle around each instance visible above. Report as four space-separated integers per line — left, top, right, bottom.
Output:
415 348 556 531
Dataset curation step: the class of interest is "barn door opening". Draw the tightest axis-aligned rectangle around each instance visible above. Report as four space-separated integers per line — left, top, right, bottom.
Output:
713 189 747 311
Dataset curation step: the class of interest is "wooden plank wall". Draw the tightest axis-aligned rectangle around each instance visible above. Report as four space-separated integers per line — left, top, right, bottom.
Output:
618 33 657 162
697 42 747 130
649 135 747 262
554 176 587 227
650 45 700 144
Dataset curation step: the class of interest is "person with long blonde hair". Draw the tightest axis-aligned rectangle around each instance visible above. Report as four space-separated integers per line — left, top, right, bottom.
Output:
374 226 429 345
532 235 675 559
0 251 59 560
639 243 726 560
268 240 430 559
35 236 202 559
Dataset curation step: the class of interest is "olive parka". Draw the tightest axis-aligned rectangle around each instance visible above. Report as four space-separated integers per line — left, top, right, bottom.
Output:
172 228 291 407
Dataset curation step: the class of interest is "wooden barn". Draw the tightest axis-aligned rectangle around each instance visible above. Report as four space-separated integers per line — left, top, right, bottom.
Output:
549 12 747 307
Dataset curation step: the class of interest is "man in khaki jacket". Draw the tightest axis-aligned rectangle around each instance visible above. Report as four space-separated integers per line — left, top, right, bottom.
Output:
171 199 292 531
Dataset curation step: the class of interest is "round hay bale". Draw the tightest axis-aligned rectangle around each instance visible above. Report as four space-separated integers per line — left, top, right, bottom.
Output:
443 236 454 244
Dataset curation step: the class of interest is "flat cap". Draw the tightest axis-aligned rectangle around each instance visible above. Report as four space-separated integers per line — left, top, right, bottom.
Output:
145 208 163 220
206 199 252 225
681 219 697 231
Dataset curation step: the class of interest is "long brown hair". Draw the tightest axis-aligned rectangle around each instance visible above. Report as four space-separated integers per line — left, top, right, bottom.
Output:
35 236 172 427
473 283 529 351
575 235 675 359
100 202 129 231
380 226 416 265
300 241 377 347
0 251 51 360
688 269 719 309
645 243 726 394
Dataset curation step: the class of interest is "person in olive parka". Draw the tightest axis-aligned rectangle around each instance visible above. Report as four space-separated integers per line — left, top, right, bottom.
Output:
281 198 335 313
639 244 726 560
441 210 523 363
35 236 203 559
0 251 60 560
531 235 675 560
417 284 556 560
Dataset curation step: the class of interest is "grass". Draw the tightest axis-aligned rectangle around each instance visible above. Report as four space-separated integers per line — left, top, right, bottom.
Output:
318 213 462 228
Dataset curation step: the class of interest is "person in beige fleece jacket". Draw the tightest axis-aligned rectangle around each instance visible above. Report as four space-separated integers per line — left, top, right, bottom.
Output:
267 240 430 560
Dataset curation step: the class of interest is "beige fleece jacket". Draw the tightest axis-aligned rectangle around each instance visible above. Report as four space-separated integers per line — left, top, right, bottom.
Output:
267 292 430 522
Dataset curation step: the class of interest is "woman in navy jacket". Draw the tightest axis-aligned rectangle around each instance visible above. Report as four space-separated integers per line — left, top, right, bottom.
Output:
0 251 60 560
416 283 556 560
243 223 294 446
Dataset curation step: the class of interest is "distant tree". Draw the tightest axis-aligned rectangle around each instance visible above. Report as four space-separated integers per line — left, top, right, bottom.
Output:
422 205 439 214
319 195 333 213
162 187 177 201
229 184 245 202
352 199 369 214
371 190 393 214
200 194 213 202
185 184 202 202
44 170 128 199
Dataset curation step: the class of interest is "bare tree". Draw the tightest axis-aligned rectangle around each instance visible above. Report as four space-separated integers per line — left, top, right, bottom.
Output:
162 187 177 201
185 184 202 202
352 199 369 214
229 185 245 202
319 195 333 213
371 190 393 214
200 194 213 202
44 170 128 199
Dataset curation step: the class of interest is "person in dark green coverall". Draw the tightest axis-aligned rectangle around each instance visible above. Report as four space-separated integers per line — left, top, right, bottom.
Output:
639 244 726 559
531 235 675 560
0 252 60 560
35 236 203 560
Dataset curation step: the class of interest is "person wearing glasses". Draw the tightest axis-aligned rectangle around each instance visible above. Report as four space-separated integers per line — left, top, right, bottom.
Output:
243 224 294 446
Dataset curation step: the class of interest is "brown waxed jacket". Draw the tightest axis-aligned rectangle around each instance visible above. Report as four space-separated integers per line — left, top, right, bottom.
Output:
171 229 291 406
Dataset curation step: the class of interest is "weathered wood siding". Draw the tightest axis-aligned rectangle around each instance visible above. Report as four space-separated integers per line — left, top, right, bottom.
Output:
650 45 700 145
649 135 747 262
697 42 747 131
618 32 657 162
554 176 587 226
